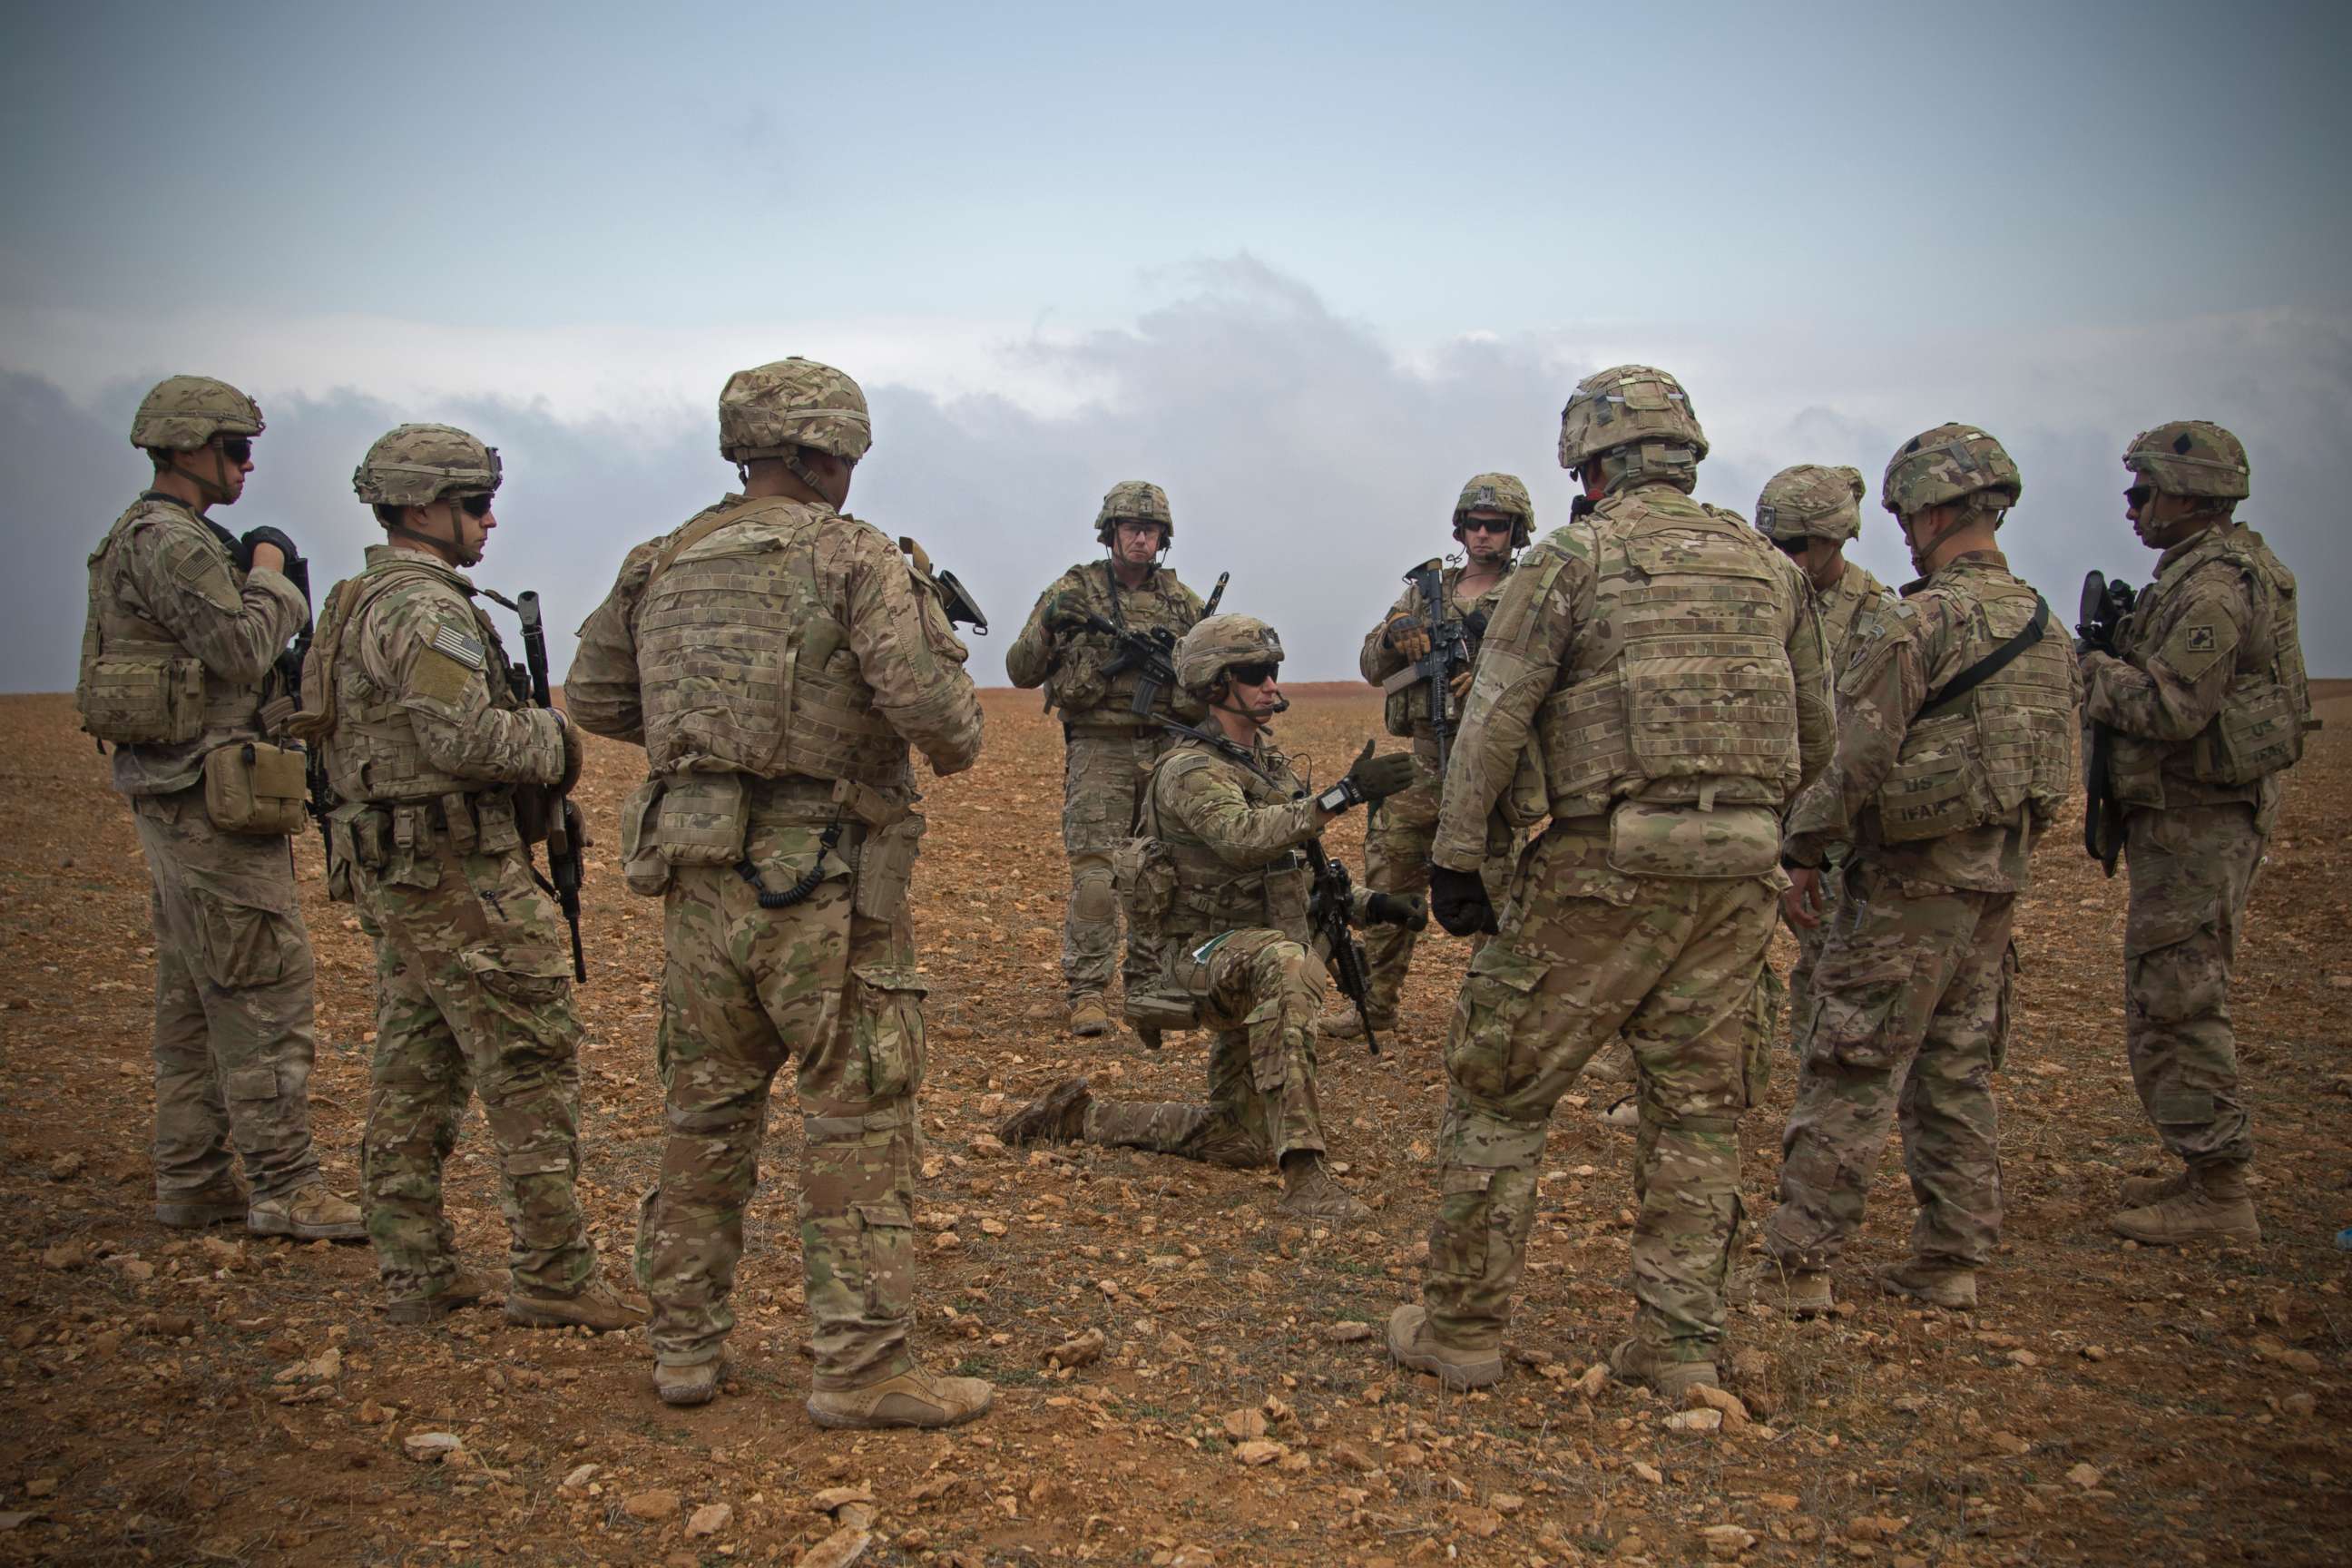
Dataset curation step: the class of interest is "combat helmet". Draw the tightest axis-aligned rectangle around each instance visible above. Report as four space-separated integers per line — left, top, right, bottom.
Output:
1453 471 1534 548
718 358 873 465
353 424 503 507
130 375 264 453
1756 465 1867 544
1095 480 1174 546
2123 421 2249 502
1881 424 2021 519
1175 613 1283 695
1558 364 1708 495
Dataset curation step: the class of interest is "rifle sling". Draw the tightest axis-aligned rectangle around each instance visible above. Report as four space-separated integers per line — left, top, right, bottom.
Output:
1916 595 2050 722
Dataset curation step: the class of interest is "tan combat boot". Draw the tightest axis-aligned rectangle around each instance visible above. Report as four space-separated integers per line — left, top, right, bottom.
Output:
998 1077 1093 1146
1317 1003 1396 1041
654 1357 723 1407
2110 1161 2261 1247
505 1277 652 1332
2117 1168 2190 1208
807 1364 994 1430
1583 1039 1634 1084
248 1181 367 1242
1609 1336 1720 1399
1730 1261 1833 1318
156 1181 248 1230
1876 1260 1977 1310
385 1268 497 1326
1068 995 1112 1038
1277 1154 1370 1225
1386 1305 1504 1389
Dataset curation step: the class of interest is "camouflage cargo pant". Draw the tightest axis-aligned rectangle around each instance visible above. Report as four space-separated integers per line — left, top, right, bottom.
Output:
1061 728 1165 1001
1082 927 1329 1167
636 803 928 1387
2123 803 2261 1169
355 816 593 1303
1420 826 1775 1363
1766 863 2016 1272
1781 858 1847 1050
1360 753 1516 1017
131 789 321 1205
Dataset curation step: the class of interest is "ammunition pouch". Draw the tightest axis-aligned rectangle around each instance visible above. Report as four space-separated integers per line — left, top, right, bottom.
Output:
2187 676 2304 786
201 741 309 837
80 651 206 745
618 778 671 897
656 774 751 867
1604 799 1781 879
849 793 926 923
1381 683 1416 740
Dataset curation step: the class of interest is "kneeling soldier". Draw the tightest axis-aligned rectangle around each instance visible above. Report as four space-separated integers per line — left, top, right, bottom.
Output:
998 614 1422 1223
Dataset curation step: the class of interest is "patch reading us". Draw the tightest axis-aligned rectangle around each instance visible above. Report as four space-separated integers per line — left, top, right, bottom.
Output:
430 625 485 670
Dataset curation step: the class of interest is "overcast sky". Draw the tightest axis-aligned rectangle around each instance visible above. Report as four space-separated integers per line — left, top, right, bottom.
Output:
6 0 2347 692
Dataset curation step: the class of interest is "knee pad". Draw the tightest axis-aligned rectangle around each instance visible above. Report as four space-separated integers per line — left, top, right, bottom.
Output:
1073 873 1118 924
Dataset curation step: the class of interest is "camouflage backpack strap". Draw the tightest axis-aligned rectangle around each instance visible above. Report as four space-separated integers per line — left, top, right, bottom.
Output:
289 559 448 742
1916 593 2051 721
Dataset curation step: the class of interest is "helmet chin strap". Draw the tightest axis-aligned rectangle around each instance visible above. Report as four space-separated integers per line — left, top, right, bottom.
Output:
177 445 239 508
388 499 480 568
784 451 848 509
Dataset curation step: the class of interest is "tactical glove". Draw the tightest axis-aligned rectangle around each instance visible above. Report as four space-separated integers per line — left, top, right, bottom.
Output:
1428 865 1498 936
1367 891 1427 930
239 525 303 573
1316 740 1419 813
1385 612 1431 662
1044 593 1091 634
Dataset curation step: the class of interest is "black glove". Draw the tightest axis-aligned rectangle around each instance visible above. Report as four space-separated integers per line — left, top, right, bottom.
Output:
1428 865 1497 936
1367 892 1427 930
1344 740 1418 805
239 525 303 571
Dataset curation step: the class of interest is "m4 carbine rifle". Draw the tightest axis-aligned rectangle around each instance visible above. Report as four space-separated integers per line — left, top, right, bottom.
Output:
514 592 587 982
1305 838 1381 1057
2077 569 2138 877
1382 558 1481 779
1081 570 1230 720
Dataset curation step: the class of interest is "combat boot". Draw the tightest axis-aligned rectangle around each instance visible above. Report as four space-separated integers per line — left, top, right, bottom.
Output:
248 1181 367 1242
807 1364 994 1430
1583 1040 1634 1084
1068 995 1112 1038
1317 1003 1396 1041
1386 1305 1504 1389
2110 1161 2261 1247
653 1357 723 1407
1876 1260 1977 1310
1730 1261 1832 1318
505 1277 651 1332
1277 1154 1370 1225
1608 1336 1720 1399
385 1268 496 1326
156 1181 248 1230
2116 1168 2190 1208
999 1077 1093 1146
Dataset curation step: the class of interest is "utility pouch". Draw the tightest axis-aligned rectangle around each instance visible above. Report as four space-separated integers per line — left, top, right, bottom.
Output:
2189 677 2304 786
618 778 671 897
655 774 749 867
1873 711 1983 843
853 811 927 921
1604 800 1780 879
324 800 380 903
1381 683 1416 740
80 653 206 745
1112 837 1176 925
201 741 308 836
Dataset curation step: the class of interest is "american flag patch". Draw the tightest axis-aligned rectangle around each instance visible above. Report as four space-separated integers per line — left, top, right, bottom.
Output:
431 625 485 670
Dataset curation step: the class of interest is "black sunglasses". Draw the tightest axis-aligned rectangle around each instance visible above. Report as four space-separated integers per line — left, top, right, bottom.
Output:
456 493 495 518
1459 517 1514 534
214 436 253 463
1772 535 1810 557
2124 485 2152 509
1226 662 1279 687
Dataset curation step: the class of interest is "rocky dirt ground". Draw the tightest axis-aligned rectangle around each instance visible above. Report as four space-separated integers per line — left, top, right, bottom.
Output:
1 681 2347 1568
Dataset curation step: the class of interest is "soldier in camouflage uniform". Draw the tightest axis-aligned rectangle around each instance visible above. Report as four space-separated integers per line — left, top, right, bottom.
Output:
1005 483 1208 1039
299 425 643 1330
1320 473 1529 1043
1756 465 1900 1044
2085 422 2308 1248
996 615 1422 1223
1388 367 1834 1397
1763 425 2080 1316
567 358 993 1424
77 375 363 1242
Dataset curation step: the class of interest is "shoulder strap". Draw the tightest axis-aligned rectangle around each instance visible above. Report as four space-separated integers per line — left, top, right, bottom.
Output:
289 560 447 741
647 497 801 585
1916 594 2050 720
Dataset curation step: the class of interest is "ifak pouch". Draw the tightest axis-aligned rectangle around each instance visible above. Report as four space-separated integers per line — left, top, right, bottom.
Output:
202 740 309 837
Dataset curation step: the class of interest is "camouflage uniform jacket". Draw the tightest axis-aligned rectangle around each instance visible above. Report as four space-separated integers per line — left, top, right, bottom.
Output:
1818 561 1899 677
566 495 982 782
1359 561 1514 754
1784 551 2081 895
1005 561 1205 731
1432 482 1834 871
79 494 309 797
2082 522 2307 818
1150 732 1322 951
308 545 565 802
